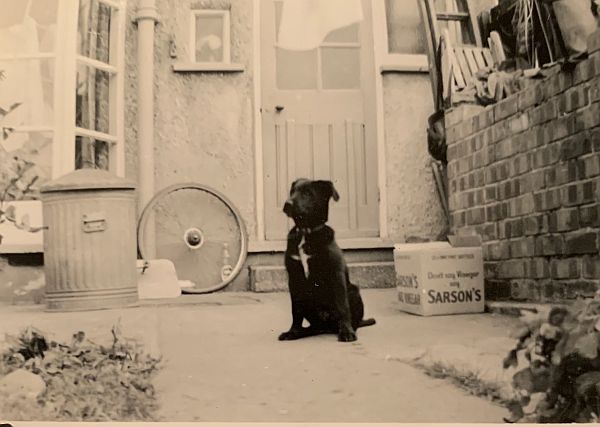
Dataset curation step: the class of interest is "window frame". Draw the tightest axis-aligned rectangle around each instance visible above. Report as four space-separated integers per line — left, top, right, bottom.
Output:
189 9 232 65
54 0 126 178
377 0 429 73
69 0 126 177
0 0 127 253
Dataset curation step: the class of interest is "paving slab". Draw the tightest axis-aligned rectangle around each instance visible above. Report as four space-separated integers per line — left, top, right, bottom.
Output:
0 289 520 422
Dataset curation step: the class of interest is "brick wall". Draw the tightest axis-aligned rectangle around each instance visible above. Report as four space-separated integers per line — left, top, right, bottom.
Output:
446 29 600 303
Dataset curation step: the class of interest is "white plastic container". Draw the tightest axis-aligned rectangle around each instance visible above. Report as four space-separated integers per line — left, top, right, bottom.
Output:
136 259 182 299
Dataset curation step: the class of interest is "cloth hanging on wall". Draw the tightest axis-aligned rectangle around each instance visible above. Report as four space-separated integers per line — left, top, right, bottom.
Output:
277 0 363 51
552 0 598 58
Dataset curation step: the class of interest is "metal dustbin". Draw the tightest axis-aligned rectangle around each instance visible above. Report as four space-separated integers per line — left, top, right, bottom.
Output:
40 169 138 311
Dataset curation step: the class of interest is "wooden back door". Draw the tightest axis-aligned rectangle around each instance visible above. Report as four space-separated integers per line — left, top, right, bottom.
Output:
260 0 379 240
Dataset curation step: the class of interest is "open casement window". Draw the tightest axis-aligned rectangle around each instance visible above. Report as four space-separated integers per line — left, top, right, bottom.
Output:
73 0 126 176
190 10 231 64
380 0 428 72
0 0 126 253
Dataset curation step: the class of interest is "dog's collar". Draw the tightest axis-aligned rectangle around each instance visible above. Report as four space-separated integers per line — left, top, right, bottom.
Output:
297 223 326 236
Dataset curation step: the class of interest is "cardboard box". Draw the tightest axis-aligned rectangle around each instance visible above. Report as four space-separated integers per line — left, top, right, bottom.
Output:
393 236 484 316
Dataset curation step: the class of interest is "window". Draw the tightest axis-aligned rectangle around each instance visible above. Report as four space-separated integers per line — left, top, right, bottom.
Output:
173 7 244 72
0 0 58 193
274 0 361 90
0 0 126 252
385 0 427 55
379 0 428 72
73 0 126 176
190 10 231 64
0 0 127 180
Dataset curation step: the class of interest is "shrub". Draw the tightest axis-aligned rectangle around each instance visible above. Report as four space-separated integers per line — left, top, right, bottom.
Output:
0 69 43 244
0 325 162 421
503 295 600 423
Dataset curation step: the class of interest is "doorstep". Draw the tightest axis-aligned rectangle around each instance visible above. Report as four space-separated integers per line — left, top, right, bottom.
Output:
248 237 395 253
249 261 396 292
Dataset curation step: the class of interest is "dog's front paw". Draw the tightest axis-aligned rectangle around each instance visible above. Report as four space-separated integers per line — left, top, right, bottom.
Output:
278 329 301 341
338 329 357 342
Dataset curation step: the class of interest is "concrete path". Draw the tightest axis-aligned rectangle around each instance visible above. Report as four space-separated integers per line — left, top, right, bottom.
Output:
0 289 519 423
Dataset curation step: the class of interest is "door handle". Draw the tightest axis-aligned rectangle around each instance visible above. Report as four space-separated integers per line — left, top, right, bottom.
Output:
275 105 285 113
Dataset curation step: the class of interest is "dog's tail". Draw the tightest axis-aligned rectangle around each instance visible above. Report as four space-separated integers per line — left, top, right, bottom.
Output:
358 318 376 328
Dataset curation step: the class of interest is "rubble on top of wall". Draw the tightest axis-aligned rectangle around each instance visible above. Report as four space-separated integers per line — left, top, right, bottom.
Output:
455 0 600 108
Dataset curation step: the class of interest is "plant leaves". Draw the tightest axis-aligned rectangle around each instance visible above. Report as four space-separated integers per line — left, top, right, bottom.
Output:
585 302 600 317
4 204 15 221
1 325 161 421
513 367 535 392
512 366 552 394
506 299 600 422
571 298 588 315
519 311 545 329
575 371 600 395
26 225 45 233
19 213 30 227
504 349 519 369
575 333 599 359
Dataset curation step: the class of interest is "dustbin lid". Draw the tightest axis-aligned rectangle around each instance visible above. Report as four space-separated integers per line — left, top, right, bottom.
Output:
40 169 136 193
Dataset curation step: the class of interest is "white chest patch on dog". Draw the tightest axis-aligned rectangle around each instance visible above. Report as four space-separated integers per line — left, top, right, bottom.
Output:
290 235 311 278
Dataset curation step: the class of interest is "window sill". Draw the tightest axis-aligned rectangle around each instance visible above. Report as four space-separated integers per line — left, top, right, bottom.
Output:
379 54 429 74
172 62 245 73
0 243 44 254
380 64 429 74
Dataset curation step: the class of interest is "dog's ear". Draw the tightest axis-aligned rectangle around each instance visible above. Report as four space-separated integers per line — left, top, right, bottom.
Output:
314 180 340 202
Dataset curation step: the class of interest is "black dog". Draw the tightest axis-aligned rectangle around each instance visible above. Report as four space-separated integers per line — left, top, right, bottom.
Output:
279 178 376 342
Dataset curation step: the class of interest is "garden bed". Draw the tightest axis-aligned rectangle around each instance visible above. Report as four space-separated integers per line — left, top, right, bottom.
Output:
0 325 161 421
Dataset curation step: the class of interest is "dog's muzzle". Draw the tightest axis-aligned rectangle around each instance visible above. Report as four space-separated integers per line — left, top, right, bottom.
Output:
283 200 293 216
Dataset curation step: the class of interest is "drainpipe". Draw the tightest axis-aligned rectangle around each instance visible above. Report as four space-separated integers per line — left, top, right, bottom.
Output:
134 0 159 213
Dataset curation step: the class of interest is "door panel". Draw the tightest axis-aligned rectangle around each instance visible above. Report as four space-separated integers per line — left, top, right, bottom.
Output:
261 0 379 240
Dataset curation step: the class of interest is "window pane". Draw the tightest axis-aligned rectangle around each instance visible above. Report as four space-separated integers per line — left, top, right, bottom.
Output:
434 0 467 13
0 0 58 55
0 131 53 200
323 23 359 43
75 64 111 134
0 58 54 129
31 0 59 53
194 14 225 62
436 20 474 45
0 0 28 30
433 0 473 45
78 0 113 63
385 0 426 54
276 48 317 90
75 136 109 171
321 47 360 89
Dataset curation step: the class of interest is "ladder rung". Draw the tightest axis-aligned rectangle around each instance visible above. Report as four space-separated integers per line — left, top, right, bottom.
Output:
436 12 469 21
